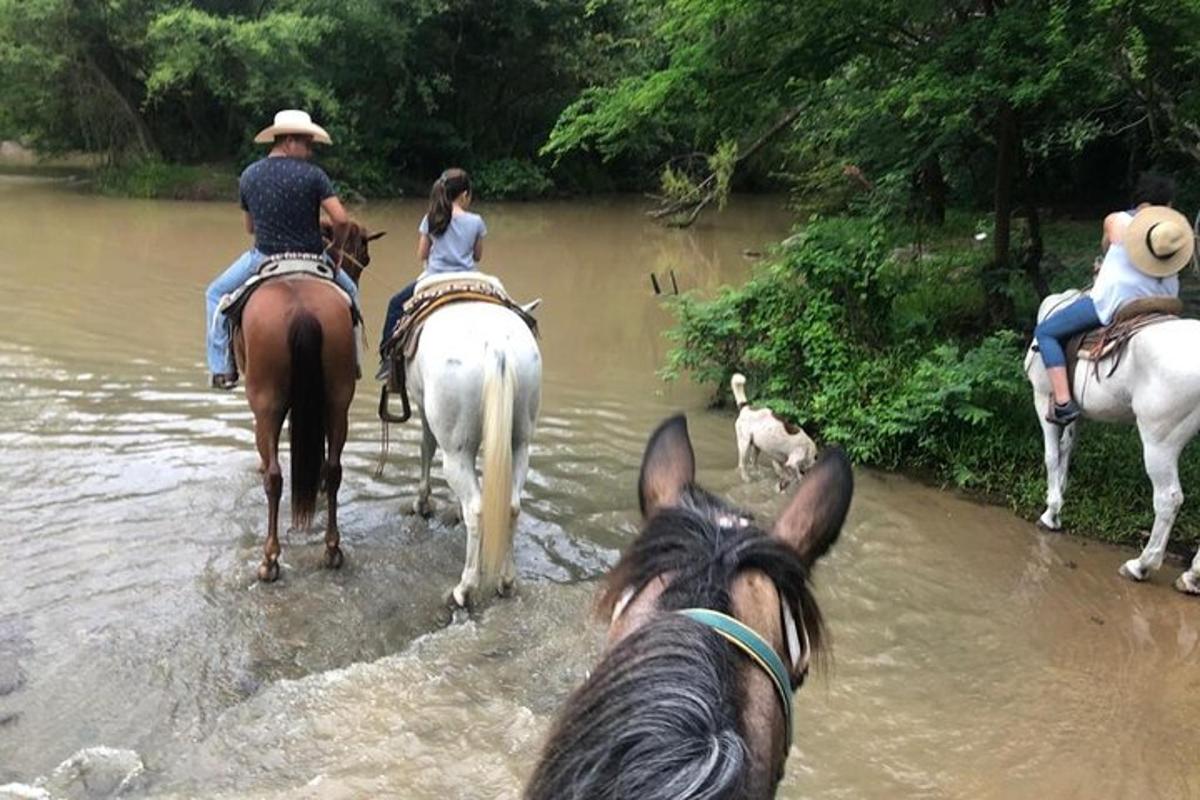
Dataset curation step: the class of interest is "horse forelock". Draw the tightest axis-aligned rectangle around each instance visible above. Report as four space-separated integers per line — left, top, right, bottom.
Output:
525 619 752 800
601 487 824 657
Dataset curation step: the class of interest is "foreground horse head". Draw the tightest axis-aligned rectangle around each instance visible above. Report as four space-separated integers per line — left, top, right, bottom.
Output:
526 415 853 799
234 218 378 582
322 219 385 285
1027 288 1200 593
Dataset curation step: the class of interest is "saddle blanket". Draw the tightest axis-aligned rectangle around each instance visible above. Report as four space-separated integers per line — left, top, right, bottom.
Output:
377 271 539 422
217 254 357 325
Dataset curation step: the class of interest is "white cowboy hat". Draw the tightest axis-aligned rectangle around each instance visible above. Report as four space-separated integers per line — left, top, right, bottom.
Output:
253 109 332 145
1124 205 1195 278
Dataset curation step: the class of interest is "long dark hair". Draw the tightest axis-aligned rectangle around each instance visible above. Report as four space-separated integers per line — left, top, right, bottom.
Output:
426 168 471 237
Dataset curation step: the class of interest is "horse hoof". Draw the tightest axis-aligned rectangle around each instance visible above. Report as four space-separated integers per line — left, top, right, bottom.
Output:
451 584 472 609
1174 572 1200 595
497 577 517 598
1118 560 1148 583
1036 513 1061 532
411 498 433 518
258 560 280 583
323 546 344 570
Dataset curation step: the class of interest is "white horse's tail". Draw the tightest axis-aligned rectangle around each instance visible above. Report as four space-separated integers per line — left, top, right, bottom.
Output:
731 373 749 408
480 344 516 584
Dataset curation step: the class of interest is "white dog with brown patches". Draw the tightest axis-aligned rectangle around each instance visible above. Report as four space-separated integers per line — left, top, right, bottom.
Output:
732 373 818 490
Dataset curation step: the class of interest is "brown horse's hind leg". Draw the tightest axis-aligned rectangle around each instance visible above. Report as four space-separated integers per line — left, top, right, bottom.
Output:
322 387 351 571
256 406 286 582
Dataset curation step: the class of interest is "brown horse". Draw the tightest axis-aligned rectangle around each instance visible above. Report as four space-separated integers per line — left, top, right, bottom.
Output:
232 221 384 582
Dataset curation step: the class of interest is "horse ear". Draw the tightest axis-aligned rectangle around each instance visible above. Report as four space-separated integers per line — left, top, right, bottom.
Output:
638 415 696 518
366 230 387 242
772 447 853 567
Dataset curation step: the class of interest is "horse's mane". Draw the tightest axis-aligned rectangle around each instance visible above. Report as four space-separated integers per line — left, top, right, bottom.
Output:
524 487 824 800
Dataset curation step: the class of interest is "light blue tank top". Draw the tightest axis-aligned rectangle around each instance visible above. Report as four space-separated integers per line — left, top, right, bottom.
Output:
1091 211 1179 325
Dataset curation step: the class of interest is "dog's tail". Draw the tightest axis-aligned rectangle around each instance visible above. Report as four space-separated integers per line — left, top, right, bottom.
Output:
731 373 750 409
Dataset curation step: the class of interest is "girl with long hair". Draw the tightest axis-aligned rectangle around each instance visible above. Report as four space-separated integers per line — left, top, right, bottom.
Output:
378 168 487 356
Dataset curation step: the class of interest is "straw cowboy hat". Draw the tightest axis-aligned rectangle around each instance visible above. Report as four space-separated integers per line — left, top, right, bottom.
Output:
253 109 332 145
1124 205 1195 277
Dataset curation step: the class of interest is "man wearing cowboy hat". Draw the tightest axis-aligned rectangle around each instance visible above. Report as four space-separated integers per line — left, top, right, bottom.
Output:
204 109 360 390
1034 173 1193 425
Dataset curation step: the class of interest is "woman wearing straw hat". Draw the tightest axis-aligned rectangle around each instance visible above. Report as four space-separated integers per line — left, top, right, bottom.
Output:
204 109 360 390
1033 175 1192 425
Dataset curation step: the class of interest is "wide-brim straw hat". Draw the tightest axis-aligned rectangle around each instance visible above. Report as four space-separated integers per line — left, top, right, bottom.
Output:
253 109 332 145
1124 205 1194 277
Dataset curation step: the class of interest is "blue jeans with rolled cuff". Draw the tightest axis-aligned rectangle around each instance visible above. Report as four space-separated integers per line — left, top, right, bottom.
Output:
1033 296 1101 368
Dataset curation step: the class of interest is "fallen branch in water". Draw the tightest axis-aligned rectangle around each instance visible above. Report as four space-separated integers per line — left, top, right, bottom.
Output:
648 104 805 228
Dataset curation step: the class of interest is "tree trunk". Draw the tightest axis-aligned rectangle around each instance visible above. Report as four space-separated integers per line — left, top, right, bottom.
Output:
988 102 1019 324
1021 201 1048 300
922 156 947 226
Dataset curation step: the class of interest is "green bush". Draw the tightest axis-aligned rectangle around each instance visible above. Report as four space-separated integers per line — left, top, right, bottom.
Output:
94 160 238 200
472 158 555 200
665 215 1200 547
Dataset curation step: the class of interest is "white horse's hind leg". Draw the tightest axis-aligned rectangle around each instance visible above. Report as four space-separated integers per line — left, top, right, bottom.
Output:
1176 548 1200 595
413 418 437 517
1037 397 1076 530
1120 437 1184 582
499 441 531 595
442 449 483 607
736 430 753 482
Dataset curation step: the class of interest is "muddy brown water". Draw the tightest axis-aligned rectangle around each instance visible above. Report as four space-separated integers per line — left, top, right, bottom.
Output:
0 177 1196 799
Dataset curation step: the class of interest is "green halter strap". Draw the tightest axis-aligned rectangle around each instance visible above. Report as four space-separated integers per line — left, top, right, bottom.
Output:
677 607 794 749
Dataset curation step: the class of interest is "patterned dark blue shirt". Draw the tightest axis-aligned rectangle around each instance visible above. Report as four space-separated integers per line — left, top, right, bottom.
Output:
239 157 335 255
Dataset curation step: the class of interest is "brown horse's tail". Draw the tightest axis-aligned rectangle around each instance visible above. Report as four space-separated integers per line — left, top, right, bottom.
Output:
288 312 326 528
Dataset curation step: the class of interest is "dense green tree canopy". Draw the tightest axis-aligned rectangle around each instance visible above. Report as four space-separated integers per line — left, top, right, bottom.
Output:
3 0 1200 211
0 0 635 193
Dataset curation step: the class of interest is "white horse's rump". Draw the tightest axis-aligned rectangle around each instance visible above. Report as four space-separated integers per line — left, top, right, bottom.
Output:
1027 290 1200 593
407 301 541 606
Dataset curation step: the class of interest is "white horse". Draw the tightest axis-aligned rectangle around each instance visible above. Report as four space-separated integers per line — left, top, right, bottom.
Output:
406 296 542 607
1026 289 1200 594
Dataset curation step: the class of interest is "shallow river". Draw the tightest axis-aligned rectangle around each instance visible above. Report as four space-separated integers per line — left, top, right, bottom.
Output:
0 178 1196 799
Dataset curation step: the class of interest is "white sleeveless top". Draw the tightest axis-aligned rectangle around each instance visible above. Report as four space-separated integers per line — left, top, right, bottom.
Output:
1091 211 1179 325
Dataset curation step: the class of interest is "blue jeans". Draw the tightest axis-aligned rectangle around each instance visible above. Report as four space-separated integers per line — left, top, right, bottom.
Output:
379 280 418 352
1034 296 1101 368
205 249 360 374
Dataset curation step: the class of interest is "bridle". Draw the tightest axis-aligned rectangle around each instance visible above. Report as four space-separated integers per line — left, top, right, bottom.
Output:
322 228 368 278
609 515 812 751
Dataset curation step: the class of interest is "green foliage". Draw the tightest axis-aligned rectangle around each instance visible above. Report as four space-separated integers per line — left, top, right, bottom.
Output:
0 0 643 191
93 159 238 200
666 215 1200 544
472 158 554 200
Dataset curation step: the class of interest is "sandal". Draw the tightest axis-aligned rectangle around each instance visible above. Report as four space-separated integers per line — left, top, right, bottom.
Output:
210 372 239 391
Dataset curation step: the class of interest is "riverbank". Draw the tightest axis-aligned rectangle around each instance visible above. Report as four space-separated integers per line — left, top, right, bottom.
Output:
0 150 570 202
666 211 1200 548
